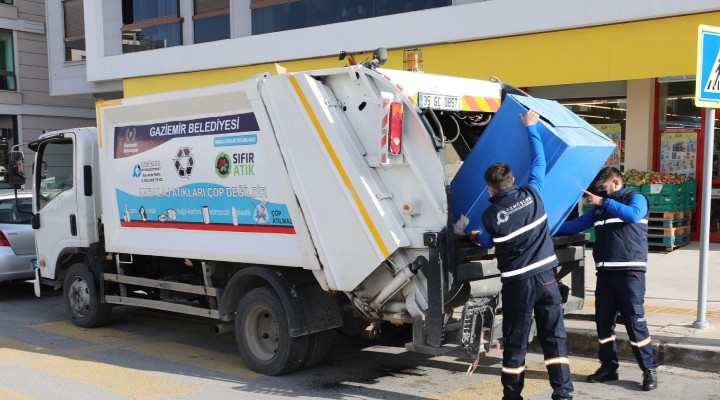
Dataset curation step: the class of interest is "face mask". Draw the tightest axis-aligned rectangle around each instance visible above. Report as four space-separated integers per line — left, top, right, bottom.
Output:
595 189 609 198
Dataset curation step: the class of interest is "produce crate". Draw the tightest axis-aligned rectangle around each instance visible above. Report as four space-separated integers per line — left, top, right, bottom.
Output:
640 183 684 196
647 193 684 205
649 202 687 212
626 183 640 192
684 179 697 195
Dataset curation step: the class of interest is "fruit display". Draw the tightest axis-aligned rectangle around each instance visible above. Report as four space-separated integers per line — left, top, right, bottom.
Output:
624 169 689 185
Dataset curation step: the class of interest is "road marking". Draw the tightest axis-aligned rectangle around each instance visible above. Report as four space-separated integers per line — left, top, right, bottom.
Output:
32 321 140 343
584 300 720 319
0 337 200 399
433 358 599 400
0 386 38 400
31 320 259 379
127 341 260 379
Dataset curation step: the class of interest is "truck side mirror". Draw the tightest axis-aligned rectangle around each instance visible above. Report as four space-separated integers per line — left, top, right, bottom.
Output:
7 150 25 187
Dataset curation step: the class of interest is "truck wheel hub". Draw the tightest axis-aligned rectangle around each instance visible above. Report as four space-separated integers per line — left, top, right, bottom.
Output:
244 305 280 361
68 277 91 317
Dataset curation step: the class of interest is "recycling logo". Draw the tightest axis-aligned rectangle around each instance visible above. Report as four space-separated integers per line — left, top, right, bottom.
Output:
173 147 194 179
215 152 231 179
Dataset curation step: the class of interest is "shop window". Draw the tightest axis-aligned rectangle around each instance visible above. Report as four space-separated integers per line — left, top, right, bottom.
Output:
194 0 230 44
0 31 16 91
310 0 373 26
375 0 450 16
121 0 182 53
657 80 700 178
63 0 86 62
251 0 451 35
251 0 308 35
562 98 626 171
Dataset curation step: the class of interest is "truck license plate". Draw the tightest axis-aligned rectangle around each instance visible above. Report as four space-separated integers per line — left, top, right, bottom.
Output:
418 93 461 111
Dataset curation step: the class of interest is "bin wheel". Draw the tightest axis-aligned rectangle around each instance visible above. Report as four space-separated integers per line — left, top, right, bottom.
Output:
235 286 309 375
63 263 112 328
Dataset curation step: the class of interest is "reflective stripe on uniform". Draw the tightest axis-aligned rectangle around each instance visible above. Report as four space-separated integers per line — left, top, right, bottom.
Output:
500 254 558 278
598 335 616 344
594 218 648 227
544 357 569 366
501 365 526 374
630 336 652 347
596 261 648 268
493 213 548 243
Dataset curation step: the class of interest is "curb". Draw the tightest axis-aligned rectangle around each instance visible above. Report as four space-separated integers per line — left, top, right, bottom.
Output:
562 328 720 373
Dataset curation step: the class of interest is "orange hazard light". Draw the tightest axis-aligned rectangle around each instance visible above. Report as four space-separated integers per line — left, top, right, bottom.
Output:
388 102 403 155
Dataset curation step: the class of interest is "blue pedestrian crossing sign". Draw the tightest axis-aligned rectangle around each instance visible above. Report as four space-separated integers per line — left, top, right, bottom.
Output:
696 25 720 108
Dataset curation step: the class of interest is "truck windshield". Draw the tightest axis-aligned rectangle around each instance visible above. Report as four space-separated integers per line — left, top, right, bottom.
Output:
37 140 73 210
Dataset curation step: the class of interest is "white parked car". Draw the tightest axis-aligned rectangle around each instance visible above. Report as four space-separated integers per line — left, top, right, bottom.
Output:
0 193 35 283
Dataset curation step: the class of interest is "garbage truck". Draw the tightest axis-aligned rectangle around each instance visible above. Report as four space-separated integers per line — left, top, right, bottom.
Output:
17 61 611 375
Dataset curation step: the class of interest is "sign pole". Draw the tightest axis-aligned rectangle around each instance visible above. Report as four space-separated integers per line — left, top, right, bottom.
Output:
693 108 714 329
693 24 720 329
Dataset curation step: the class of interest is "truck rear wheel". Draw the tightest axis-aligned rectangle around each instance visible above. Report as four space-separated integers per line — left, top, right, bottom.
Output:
301 330 332 369
235 286 309 375
63 263 112 328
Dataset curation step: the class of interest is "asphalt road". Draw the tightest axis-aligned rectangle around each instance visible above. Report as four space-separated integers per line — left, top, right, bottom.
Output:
0 281 718 400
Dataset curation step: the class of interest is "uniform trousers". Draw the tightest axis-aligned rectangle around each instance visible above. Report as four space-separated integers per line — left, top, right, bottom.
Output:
500 268 573 400
595 270 658 371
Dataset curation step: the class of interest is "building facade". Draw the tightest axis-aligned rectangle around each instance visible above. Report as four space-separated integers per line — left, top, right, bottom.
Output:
46 0 720 240
0 0 94 180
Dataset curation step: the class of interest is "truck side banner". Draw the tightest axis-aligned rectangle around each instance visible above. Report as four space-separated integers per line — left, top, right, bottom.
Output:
113 112 295 234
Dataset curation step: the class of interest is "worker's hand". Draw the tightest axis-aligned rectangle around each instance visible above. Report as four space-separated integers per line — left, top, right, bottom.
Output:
469 230 481 246
519 110 540 127
582 190 604 206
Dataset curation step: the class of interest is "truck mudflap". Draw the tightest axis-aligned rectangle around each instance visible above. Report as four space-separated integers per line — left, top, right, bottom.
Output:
218 266 343 337
407 232 588 356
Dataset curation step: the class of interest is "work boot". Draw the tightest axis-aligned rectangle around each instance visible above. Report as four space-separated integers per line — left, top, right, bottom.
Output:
586 366 619 383
642 368 658 391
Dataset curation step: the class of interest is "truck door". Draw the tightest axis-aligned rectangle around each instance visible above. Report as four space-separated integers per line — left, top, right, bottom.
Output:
32 134 79 279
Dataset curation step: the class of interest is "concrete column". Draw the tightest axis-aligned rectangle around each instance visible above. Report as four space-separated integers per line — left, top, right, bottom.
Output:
232 0 252 38
625 78 656 171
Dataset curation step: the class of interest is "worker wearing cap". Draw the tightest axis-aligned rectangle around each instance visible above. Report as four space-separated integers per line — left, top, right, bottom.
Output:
557 166 658 391
470 110 573 400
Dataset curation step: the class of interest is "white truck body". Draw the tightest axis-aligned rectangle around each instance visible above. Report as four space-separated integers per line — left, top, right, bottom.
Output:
29 65 587 375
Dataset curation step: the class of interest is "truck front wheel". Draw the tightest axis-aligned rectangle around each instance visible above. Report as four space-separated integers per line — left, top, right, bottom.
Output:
235 286 309 375
63 263 112 328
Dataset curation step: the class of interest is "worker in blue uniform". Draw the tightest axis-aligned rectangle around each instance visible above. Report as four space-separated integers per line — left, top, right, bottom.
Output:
557 166 658 391
470 110 573 400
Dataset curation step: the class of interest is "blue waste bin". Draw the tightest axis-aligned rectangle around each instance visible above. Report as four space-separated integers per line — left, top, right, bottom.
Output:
451 94 616 237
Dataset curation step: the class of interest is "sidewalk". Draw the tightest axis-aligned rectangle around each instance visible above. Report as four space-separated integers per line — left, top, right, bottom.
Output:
562 241 720 373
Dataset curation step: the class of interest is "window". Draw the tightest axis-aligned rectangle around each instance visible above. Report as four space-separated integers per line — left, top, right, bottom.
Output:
194 0 230 44
309 0 373 26
37 140 74 210
0 197 32 224
0 31 15 91
0 1 13 5
251 0 451 35
657 80 700 178
375 0 450 16
121 0 182 53
563 98 627 171
63 0 86 62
